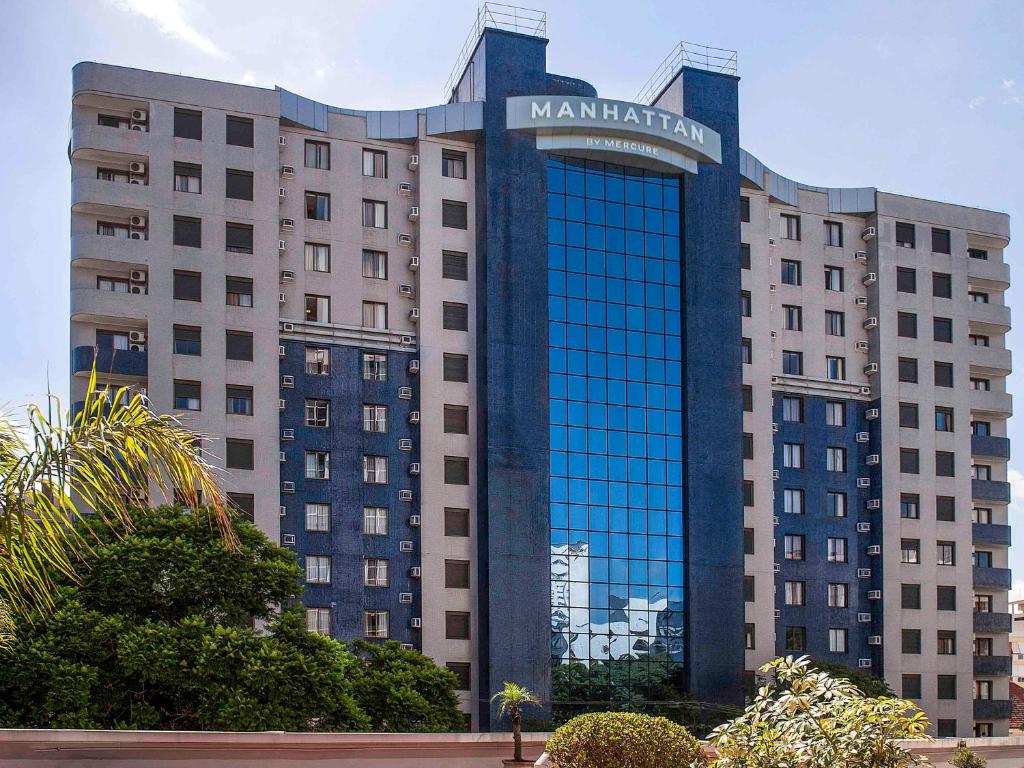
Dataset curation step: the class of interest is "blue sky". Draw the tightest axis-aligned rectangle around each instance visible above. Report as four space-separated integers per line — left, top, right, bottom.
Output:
1 0 1021 579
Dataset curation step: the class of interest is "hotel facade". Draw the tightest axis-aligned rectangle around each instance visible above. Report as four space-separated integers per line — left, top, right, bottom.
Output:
68 5 1013 735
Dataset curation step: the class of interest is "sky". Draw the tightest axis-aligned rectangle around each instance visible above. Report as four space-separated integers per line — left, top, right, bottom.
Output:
1 0 1021 579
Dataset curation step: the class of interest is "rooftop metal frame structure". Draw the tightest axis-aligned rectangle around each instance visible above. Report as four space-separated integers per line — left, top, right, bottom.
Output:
636 41 738 105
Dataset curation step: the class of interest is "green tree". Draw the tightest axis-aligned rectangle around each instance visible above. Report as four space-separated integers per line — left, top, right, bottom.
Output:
492 682 540 762
708 656 929 768
951 745 987 768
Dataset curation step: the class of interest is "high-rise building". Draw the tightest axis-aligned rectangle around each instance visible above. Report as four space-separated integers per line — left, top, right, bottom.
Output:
68 5 1012 736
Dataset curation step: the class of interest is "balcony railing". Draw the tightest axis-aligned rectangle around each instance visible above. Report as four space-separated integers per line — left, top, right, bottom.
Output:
973 655 1011 676
973 566 1012 590
71 345 148 379
973 478 1011 503
973 522 1012 547
973 698 1012 720
973 612 1012 633
971 434 1011 459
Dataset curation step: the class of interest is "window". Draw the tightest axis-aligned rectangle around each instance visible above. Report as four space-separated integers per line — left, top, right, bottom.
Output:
361 249 387 279
97 329 129 350
972 463 991 481
445 456 470 485
305 346 330 375
784 580 805 606
306 607 331 635
900 494 920 519
825 400 845 427
902 584 921 609
363 404 387 433
443 353 469 382
902 675 922 699
305 192 330 220
973 507 992 524
825 310 845 337
828 583 848 608
932 272 952 298
827 491 847 518
827 537 848 563
782 304 801 330
225 330 253 361
974 594 993 613
742 385 753 412
363 455 387 484
784 534 805 561
783 443 804 469
782 397 803 422
226 222 253 253
937 720 957 738
305 399 330 427
783 488 804 515
444 404 469 434
364 610 389 639
97 167 131 183
364 558 389 587
740 196 750 222
741 292 752 318
781 259 801 285
743 527 754 554
305 555 331 584
305 243 331 273
931 227 951 254
937 675 957 700
225 169 253 200
936 496 956 522
970 334 990 347
900 448 919 474
902 629 922 654
782 350 803 375
442 200 468 229
742 432 753 460
974 637 993 656
972 420 992 436
898 357 918 383
225 115 253 147
937 585 957 611
896 267 916 293
445 507 470 537
96 275 129 293
225 438 254 470
305 451 330 480
740 243 751 269
363 353 387 381
305 294 331 323
969 248 989 260
741 338 752 364
825 356 845 380
937 630 956 656
173 380 201 411
363 506 388 536
442 149 468 179
445 611 471 639
447 662 471 690
829 628 848 653
781 214 801 240
744 623 755 650
97 221 130 238
97 114 127 128
935 406 954 433
975 550 993 568
899 402 919 429
305 503 330 532
824 220 843 247
362 199 387 228
969 291 990 303
225 276 253 307
975 723 993 738
934 362 953 387
971 377 991 391
937 541 956 566
173 162 201 193
225 385 253 415
443 250 469 281
895 221 915 248
785 626 806 651
933 317 952 343
362 148 387 178
901 539 921 564
173 107 202 140
304 140 330 170
173 325 201 356
445 560 471 589
826 446 846 472
443 302 469 331
362 301 387 329
824 265 844 291
173 216 201 248
897 312 917 338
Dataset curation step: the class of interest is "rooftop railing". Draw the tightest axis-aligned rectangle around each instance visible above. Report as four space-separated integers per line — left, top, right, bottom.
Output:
636 41 738 105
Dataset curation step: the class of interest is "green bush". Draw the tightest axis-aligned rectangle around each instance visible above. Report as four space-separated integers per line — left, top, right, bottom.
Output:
546 711 706 768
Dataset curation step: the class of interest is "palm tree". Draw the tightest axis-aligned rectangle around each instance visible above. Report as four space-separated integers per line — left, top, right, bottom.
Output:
491 682 540 763
0 368 231 635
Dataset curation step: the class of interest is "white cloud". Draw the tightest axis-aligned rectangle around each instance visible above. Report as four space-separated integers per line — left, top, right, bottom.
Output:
239 70 257 86
1003 78 1016 90
968 96 986 110
106 0 229 60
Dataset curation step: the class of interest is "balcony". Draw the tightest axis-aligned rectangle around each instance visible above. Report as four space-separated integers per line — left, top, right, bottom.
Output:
973 566 1012 590
972 434 1011 459
969 345 1012 374
970 389 1013 417
967 256 1010 288
71 345 147 380
70 122 152 160
973 523 1012 547
973 699 1012 720
974 612 1012 633
71 232 149 269
974 655 1011 676
968 301 1011 333
71 175 152 213
70 287 147 324
973 478 1011 503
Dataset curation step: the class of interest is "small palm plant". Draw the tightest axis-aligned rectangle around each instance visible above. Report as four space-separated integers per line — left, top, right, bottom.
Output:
491 682 540 763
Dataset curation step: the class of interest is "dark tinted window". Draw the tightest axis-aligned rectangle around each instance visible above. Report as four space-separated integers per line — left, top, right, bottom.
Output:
742 385 753 412
934 317 953 343
225 169 254 201
937 585 956 611
173 108 202 140
898 357 918 383
740 243 750 269
173 325 201 355
446 662 471 690
444 456 469 485
743 527 754 554
225 115 254 147
937 675 956 699
443 353 469 382
895 221 915 247
445 560 470 588
902 629 921 654
897 312 917 338
934 362 953 388
173 216 202 248
931 227 951 254
900 448 920 474
445 611 471 639
225 438 254 470
226 222 254 253
227 492 255 521
226 330 253 361
442 200 468 229
743 480 754 507
173 270 201 301
899 402 919 428
173 380 201 410
444 507 470 537
442 302 469 331
443 405 469 434
935 450 955 477
932 272 952 298
936 495 956 522
896 267 916 293
740 196 750 223
442 251 469 280
901 583 921 609
902 674 922 699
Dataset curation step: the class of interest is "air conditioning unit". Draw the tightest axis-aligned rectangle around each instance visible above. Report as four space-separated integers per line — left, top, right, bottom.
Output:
409 308 420 322
279 451 286 462
400 335 415 346
867 590 882 600
861 227 876 241
408 154 419 171
856 341 869 353
858 613 872 623
282 534 296 545
280 165 295 177
280 217 295 230
408 255 420 271
129 343 146 352
863 317 878 329
859 386 871 396
129 330 147 343
854 250 868 263
773 563 781 573
772 516 780 526
409 566 421 578
771 470 780 480
129 161 146 174
399 388 413 400
279 398 286 410
281 428 294 440
130 284 145 294
278 345 286 357
409 463 421 475
867 545 881 555
857 522 871 533
409 515 421 527
864 363 879 375
410 617 422 628
773 609 781 619
865 408 879 420
408 359 420 374
408 206 420 222
131 109 147 122
866 454 880 465
857 568 872 578
129 214 146 228
130 123 144 132
768 237 776 246
129 230 144 239
128 175 143 185
281 322 295 332
854 296 868 307
771 422 779 433
399 284 415 298
280 270 295 282
768 283 777 292
398 438 413 451
400 540 414 552
862 272 877 286
399 642 414 650
398 233 414 246
279 135 287 147
130 269 147 282
399 489 414 502
399 593 413 604
856 431 870 443
769 330 777 339
408 410 420 423
398 182 413 196
282 481 295 493
857 477 871 488
279 292 287 304
281 375 295 388
278 187 286 199
858 658 873 668
771 376 780 384
278 239 287 252
867 636 882 646
867 499 881 510
279 506 287 516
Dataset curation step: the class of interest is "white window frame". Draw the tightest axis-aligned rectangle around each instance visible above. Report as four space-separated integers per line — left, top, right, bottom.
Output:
364 558 389 587
305 346 330 375
827 583 848 608
305 555 331 584
304 242 331 273
827 537 848 563
362 404 387 433
363 455 388 484
363 506 388 536
364 609 389 639
305 398 330 428
784 488 804 515
305 450 330 480
829 628 848 653
306 607 331 635
362 353 387 381
362 249 388 279
305 502 330 532
362 301 388 329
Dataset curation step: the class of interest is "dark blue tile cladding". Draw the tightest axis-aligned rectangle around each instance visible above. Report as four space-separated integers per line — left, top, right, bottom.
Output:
772 395 880 669
679 68 745 707
279 341 420 646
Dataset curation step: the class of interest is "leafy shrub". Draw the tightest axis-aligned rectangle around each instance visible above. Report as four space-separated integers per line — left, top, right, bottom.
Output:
951 745 986 768
546 711 706 768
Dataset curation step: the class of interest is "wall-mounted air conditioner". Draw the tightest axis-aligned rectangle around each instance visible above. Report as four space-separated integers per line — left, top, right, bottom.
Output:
282 481 295 493
408 410 420 423
399 490 414 502
398 182 413 196
864 363 879 375
857 568 872 577
854 296 868 307
862 272 877 285
398 233 414 246
278 135 287 147
399 593 413 604
856 431 869 443
409 308 420 322
398 439 413 451
399 541 414 552
865 454 880 465
280 165 295 177
861 227 876 241
400 335 415 346
409 566 421 578
280 217 295 230
280 270 295 282
399 388 413 400
856 341 869 352
399 284 415 298
863 317 878 329
281 322 295 332
129 161 146 175
409 515 421 527
858 658 872 668
409 463 421 475
857 522 871 533
408 359 420 374
281 375 295 388
408 155 419 171
771 470 780 480
281 429 294 440
131 109 148 122
282 534 295 545
408 256 420 271
130 214 146 228
867 636 882 646
867 545 881 555
410 617 422 628
858 613 872 623
408 206 420 222
279 292 287 304
773 563 781 573
865 408 879 420
867 590 882 600
857 477 871 488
